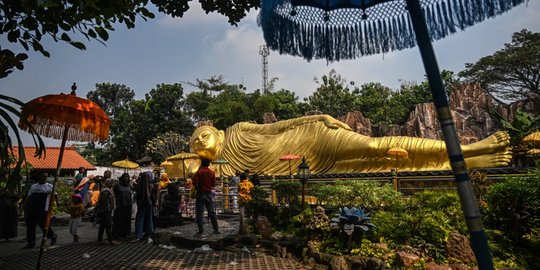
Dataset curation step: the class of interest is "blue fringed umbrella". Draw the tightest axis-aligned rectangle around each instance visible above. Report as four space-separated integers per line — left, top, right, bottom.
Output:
260 0 527 268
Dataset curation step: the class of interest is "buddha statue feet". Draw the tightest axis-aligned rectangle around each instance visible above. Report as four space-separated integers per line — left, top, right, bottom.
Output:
465 147 512 168
462 131 510 157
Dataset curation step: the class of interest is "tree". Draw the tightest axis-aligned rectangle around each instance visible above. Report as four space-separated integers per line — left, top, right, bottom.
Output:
459 29 540 103
0 0 259 78
495 109 540 147
206 85 251 130
184 76 231 122
145 131 190 160
87 83 135 121
114 83 193 162
305 70 358 118
355 82 393 124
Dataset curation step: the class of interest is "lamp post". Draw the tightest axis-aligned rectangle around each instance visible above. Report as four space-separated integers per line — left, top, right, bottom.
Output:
297 157 310 209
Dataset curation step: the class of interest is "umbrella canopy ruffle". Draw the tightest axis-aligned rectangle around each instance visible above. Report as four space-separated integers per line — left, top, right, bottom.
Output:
19 93 110 141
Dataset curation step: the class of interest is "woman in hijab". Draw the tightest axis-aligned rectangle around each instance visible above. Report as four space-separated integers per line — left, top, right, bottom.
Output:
95 178 119 245
112 173 133 240
133 171 155 241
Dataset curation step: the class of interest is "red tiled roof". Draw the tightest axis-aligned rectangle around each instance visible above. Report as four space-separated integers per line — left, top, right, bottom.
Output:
12 146 95 170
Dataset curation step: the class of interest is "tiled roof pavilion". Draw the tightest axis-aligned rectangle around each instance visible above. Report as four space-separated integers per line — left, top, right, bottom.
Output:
12 146 95 171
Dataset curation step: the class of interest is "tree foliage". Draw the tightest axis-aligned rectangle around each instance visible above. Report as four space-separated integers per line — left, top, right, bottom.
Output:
494 109 540 146
305 69 358 118
145 131 190 160
86 83 194 164
459 29 540 103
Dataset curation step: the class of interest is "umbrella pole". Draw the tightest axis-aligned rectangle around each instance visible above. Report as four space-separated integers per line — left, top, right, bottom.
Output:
182 161 186 181
36 125 69 270
288 160 292 179
405 0 493 268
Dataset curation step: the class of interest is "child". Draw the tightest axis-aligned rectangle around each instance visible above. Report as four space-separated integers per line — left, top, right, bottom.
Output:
237 173 254 234
69 193 85 243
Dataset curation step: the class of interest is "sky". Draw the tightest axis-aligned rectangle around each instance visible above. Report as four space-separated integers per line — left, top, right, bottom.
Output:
1 1 539 147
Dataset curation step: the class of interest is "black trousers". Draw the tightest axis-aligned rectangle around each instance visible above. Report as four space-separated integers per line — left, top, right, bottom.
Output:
97 212 113 242
26 209 55 245
112 205 132 239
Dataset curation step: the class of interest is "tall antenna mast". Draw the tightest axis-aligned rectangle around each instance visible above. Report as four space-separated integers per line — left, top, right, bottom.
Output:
259 45 270 92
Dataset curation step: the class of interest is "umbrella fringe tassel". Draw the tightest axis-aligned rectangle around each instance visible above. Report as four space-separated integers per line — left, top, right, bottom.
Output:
260 0 526 61
19 114 109 142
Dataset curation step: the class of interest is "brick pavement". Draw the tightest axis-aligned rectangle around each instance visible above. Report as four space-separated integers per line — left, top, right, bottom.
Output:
0 241 309 270
0 218 323 270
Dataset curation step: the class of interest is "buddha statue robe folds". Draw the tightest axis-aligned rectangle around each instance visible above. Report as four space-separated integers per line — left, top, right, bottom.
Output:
189 115 511 176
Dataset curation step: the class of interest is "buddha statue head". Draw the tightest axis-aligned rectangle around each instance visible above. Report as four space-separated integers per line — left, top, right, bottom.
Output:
190 125 225 160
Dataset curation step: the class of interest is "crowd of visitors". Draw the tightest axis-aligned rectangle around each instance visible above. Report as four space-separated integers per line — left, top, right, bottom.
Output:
19 160 258 248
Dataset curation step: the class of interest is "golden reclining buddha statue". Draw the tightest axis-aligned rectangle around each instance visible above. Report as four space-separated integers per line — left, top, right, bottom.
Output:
188 114 511 176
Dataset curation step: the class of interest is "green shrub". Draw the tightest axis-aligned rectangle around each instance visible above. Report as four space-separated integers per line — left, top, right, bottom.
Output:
271 180 302 228
53 181 74 214
370 191 466 263
271 180 301 207
311 180 404 212
243 186 277 221
484 172 540 241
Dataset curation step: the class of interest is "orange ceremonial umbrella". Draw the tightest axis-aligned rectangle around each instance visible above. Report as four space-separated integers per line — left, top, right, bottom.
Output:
18 83 110 269
279 154 301 178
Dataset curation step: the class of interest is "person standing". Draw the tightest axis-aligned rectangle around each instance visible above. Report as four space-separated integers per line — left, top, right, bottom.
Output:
95 178 119 246
68 193 85 243
74 167 86 188
192 159 220 236
112 173 133 240
133 171 155 241
22 173 57 249
237 173 254 234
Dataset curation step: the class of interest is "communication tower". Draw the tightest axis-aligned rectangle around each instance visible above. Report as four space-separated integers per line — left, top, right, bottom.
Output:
259 45 270 92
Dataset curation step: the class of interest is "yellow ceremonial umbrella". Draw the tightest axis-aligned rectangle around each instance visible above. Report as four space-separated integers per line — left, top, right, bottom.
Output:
160 160 173 167
387 147 408 172
112 159 140 171
523 132 540 146
167 152 199 180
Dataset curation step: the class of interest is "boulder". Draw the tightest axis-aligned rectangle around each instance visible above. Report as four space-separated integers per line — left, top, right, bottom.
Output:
448 263 468 270
255 216 273 239
446 233 477 264
396 251 420 268
426 261 452 270
330 255 348 270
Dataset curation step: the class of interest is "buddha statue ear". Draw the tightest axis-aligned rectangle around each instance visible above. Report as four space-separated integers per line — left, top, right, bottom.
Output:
218 130 225 143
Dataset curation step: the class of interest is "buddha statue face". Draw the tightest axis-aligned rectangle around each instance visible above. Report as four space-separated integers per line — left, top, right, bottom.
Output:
190 126 224 160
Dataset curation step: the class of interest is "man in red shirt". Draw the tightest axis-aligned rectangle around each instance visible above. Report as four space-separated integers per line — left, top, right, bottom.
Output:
192 158 220 236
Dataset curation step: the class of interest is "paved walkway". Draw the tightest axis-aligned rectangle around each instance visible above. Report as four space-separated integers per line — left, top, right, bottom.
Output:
0 218 319 270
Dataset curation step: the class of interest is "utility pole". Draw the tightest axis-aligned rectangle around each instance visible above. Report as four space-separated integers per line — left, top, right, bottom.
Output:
259 45 269 92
